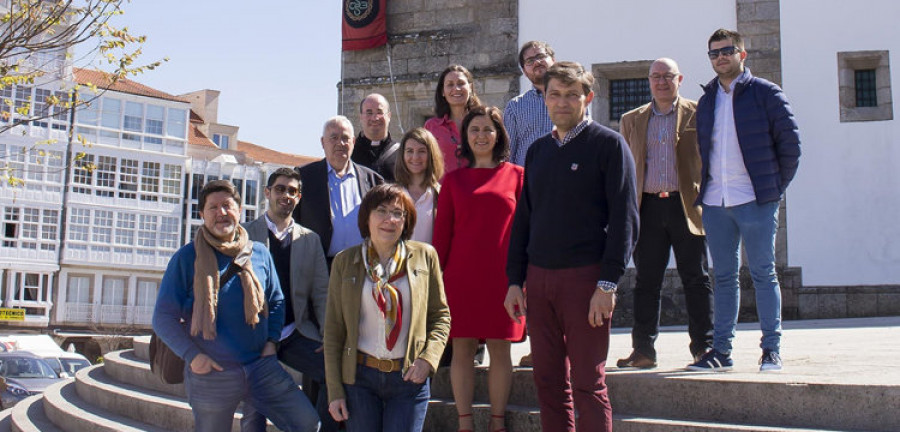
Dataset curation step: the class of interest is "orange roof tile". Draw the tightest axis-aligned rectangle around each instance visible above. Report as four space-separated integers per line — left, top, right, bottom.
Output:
189 123 216 148
73 68 188 103
237 140 319 167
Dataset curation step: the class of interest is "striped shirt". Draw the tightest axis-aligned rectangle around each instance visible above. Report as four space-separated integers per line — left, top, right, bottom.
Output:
643 100 679 193
505 87 553 166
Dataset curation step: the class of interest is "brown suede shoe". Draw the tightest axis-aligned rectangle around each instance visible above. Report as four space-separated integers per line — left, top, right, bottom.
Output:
616 351 658 369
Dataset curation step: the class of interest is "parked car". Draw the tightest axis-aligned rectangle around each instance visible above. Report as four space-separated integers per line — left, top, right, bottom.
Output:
0 334 92 378
0 352 66 409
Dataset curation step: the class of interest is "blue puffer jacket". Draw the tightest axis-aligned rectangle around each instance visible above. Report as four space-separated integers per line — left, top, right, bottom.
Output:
696 68 801 205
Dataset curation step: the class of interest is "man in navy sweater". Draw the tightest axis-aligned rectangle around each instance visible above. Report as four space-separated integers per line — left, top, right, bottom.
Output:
505 61 639 432
686 29 801 373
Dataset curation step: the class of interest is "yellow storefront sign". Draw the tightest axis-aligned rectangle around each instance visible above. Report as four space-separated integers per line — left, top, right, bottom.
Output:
0 308 25 321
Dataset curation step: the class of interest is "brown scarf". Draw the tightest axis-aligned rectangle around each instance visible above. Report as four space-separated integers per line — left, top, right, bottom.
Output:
191 225 267 340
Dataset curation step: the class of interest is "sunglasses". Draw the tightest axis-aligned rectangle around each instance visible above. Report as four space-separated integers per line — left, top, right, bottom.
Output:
270 184 300 197
707 46 741 59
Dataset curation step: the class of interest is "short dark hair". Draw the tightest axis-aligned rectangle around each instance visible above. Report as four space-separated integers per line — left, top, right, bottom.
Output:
708 28 744 50
266 167 302 190
357 184 417 241
434 64 482 119
198 180 241 211
543 61 594 97
458 106 510 167
358 93 390 114
518 40 555 69
395 127 444 190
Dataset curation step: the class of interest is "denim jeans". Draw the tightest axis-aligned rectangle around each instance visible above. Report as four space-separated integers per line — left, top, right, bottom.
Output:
185 354 319 432
702 200 782 355
241 333 335 431
343 363 430 432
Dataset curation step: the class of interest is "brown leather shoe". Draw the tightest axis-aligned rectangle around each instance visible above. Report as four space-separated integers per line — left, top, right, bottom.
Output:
616 351 658 369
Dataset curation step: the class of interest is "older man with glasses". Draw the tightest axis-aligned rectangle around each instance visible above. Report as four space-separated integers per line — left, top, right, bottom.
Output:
617 58 713 370
687 28 801 373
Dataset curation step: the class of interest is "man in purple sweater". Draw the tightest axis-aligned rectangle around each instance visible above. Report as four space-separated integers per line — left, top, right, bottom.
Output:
504 62 639 432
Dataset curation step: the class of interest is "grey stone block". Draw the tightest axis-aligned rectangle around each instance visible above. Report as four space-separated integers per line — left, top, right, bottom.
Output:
818 293 848 318
847 293 878 317
877 293 900 315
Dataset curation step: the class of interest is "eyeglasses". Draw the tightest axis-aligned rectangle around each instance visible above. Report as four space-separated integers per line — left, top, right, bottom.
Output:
649 73 679 83
707 46 741 59
270 184 300 197
373 207 406 221
524 52 550 67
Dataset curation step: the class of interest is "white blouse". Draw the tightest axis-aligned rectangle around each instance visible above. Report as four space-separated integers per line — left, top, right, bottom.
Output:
357 275 412 359
405 186 436 244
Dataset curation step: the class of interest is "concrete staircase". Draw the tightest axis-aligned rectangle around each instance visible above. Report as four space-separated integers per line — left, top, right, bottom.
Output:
422 366 895 432
0 325 897 431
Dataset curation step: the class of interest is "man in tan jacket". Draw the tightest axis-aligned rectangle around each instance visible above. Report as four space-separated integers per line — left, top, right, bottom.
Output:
617 58 713 369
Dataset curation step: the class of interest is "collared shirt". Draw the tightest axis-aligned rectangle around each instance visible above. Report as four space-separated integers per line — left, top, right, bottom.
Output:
551 118 591 147
703 69 756 207
644 99 679 193
358 275 412 359
404 186 436 244
505 86 553 166
327 163 363 257
352 132 397 181
264 213 292 241
424 115 464 174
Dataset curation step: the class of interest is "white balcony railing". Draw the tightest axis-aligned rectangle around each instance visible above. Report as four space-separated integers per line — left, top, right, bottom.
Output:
65 303 93 323
99 305 127 324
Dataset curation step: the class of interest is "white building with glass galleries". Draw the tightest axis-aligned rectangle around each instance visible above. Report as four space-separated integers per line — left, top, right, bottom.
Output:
0 66 315 332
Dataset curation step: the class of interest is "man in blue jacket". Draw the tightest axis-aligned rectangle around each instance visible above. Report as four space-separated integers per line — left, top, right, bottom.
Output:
687 29 801 373
152 180 319 431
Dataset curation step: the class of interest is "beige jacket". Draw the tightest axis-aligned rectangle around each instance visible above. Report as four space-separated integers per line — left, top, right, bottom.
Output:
620 97 704 236
323 241 450 402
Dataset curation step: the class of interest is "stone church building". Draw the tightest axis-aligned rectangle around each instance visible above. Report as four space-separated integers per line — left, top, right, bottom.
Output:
339 0 900 325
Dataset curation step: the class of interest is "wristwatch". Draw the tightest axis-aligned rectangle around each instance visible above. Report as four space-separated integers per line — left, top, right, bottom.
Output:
596 280 617 294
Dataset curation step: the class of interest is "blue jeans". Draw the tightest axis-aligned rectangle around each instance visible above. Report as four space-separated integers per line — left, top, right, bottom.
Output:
344 363 430 432
702 201 782 355
241 334 335 431
185 354 319 432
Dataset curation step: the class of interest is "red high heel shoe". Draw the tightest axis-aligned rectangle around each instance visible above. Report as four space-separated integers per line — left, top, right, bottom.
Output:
491 414 507 432
457 412 473 432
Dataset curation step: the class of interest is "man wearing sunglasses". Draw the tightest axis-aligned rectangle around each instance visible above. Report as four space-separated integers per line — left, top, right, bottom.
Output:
687 29 801 373
242 167 337 431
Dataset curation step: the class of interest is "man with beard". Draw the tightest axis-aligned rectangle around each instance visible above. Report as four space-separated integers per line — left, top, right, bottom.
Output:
153 180 319 432
241 168 335 431
294 116 383 269
352 93 400 182
687 29 800 373
505 40 556 167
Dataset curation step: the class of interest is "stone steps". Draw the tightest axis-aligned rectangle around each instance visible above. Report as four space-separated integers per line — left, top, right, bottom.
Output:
8 396 59 432
3 330 894 431
430 365 896 432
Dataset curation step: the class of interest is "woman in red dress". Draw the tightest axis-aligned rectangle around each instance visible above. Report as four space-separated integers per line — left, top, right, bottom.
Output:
433 106 524 432
424 65 482 176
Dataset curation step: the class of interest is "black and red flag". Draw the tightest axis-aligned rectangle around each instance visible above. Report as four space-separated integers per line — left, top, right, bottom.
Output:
342 0 387 51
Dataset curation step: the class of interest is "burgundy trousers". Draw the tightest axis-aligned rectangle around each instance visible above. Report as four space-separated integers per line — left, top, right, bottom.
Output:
527 263 612 432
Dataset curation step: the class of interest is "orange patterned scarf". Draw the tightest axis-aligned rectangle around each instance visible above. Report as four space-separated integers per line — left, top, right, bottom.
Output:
362 239 407 350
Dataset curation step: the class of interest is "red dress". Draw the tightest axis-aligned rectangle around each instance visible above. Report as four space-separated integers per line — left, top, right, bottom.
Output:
433 162 526 340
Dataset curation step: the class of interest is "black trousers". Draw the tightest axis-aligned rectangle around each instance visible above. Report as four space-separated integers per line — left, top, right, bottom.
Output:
632 193 713 359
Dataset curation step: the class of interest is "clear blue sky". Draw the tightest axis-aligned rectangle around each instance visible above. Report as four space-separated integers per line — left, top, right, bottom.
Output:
95 1 342 158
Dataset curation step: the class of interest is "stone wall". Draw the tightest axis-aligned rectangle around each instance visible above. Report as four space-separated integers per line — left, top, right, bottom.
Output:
339 0 520 139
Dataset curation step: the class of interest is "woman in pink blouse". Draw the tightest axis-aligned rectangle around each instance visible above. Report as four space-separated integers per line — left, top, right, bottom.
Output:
424 64 482 176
